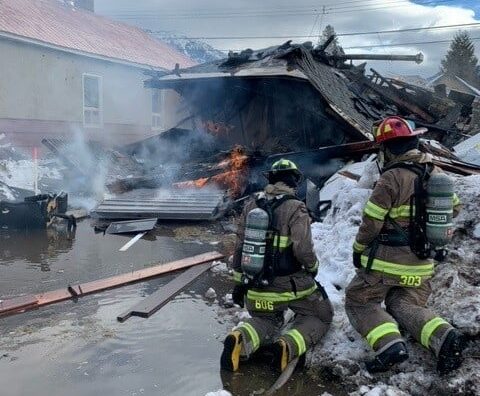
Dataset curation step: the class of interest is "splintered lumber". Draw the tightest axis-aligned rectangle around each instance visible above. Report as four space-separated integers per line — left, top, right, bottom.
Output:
117 262 211 322
0 251 223 318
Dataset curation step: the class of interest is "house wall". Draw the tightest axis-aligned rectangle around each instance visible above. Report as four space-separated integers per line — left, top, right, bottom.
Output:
0 37 181 151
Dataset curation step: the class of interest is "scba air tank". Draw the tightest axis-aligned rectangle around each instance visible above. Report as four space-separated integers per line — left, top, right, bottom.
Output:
241 208 269 282
426 173 454 247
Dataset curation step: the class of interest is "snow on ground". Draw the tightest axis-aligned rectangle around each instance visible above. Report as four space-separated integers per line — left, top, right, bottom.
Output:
204 391 232 396
309 170 480 395
0 159 62 194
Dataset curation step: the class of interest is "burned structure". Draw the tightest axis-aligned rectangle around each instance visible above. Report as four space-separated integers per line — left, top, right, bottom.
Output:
33 42 480 222
139 42 479 194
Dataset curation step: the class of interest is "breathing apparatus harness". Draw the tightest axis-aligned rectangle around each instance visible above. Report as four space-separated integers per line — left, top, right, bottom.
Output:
365 160 453 272
241 194 299 287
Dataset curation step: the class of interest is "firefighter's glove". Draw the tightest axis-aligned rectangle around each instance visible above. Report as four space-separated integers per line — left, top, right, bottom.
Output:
353 252 362 269
232 284 248 308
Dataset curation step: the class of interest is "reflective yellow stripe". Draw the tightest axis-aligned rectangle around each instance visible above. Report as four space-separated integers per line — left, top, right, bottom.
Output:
247 285 317 303
238 322 260 351
364 201 389 221
366 322 401 348
389 205 413 219
353 240 366 253
285 329 307 355
273 235 291 248
233 271 242 283
360 256 434 277
307 260 319 273
453 193 460 206
420 317 449 348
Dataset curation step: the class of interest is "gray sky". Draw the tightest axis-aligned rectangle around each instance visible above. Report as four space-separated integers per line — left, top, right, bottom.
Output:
95 0 480 78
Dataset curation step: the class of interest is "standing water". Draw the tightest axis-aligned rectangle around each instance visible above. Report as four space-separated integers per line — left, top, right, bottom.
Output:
0 221 344 395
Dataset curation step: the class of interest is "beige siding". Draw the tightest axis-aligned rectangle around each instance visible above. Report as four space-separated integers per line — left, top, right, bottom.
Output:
0 37 182 148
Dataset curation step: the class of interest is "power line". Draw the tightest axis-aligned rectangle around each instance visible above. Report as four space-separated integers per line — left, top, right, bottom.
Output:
217 37 480 52
148 22 480 40
106 0 458 20
106 0 409 17
343 36 480 49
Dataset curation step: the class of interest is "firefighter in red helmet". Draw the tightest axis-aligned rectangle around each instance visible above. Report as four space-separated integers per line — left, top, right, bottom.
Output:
345 116 465 374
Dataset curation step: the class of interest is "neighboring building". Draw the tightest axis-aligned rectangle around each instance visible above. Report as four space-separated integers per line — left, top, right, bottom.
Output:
0 0 195 150
427 73 480 97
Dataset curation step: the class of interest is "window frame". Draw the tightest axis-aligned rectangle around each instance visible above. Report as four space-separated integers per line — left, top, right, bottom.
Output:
82 73 103 128
151 89 166 131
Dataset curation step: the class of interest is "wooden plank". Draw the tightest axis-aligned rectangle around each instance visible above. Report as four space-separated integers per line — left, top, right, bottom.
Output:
0 295 39 315
0 251 224 318
117 262 211 322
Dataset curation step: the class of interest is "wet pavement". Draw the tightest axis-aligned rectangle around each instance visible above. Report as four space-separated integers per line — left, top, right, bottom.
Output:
0 221 345 396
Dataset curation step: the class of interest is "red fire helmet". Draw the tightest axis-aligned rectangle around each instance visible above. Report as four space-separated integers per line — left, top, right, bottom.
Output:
373 116 427 144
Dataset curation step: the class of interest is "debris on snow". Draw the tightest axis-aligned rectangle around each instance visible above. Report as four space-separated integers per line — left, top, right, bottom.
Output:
205 287 217 300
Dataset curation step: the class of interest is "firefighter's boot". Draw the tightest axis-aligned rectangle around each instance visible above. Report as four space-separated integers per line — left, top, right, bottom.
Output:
365 342 409 373
437 330 467 375
220 331 243 372
272 337 290 372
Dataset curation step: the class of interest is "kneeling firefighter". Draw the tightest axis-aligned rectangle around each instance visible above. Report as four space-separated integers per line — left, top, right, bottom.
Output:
345 116 466 375
220 159 333 372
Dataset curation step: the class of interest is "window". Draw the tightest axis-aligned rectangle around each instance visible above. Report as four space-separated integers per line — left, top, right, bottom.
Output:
83 74 102 127
152 89 166 131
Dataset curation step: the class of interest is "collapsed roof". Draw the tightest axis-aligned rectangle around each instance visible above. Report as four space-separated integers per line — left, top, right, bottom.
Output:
145 41 479 149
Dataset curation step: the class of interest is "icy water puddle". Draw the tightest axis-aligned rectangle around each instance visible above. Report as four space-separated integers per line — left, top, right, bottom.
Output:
0 222 344 396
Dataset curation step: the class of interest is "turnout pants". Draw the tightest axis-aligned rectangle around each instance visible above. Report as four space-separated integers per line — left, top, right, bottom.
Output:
236 289 333 359
345 270 453 356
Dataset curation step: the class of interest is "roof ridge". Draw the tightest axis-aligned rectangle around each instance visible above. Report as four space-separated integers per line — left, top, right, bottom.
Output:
0 0 196 69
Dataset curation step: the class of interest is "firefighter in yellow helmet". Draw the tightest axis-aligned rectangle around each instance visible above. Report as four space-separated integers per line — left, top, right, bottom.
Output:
345 116 465 374
220 159 333 373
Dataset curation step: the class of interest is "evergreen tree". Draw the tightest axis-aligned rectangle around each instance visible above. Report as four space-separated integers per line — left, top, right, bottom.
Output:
441 31 479 85
318 25 344 56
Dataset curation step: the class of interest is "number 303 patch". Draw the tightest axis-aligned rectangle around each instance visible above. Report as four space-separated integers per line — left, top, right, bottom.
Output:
399 275 422 287
254 300 274 311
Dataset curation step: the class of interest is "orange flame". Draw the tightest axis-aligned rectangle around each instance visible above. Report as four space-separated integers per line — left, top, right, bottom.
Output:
173 145 249 197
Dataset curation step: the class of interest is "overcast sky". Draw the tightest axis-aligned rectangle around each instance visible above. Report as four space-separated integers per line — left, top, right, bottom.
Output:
95 0 480 78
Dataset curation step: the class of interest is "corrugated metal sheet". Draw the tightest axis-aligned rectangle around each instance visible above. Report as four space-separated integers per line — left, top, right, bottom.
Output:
92 191 227 221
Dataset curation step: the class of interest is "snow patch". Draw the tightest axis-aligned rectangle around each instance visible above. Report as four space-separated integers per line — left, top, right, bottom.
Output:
310 170 480 393
204 391 232 396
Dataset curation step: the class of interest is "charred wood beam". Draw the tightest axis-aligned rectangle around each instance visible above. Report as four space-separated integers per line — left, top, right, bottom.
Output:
316 34 336 53
268 141 377 163
269 140 480 176
361 74 435 123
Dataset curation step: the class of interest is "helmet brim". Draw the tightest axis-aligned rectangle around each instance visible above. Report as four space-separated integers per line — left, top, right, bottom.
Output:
378 127 427 143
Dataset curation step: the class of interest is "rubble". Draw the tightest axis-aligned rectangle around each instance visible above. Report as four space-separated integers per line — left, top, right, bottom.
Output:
146 41 479 150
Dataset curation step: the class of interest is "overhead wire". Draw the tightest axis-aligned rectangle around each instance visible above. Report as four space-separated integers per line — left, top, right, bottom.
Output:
147 22 480 41
105 0 458 19
343 36 480 49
